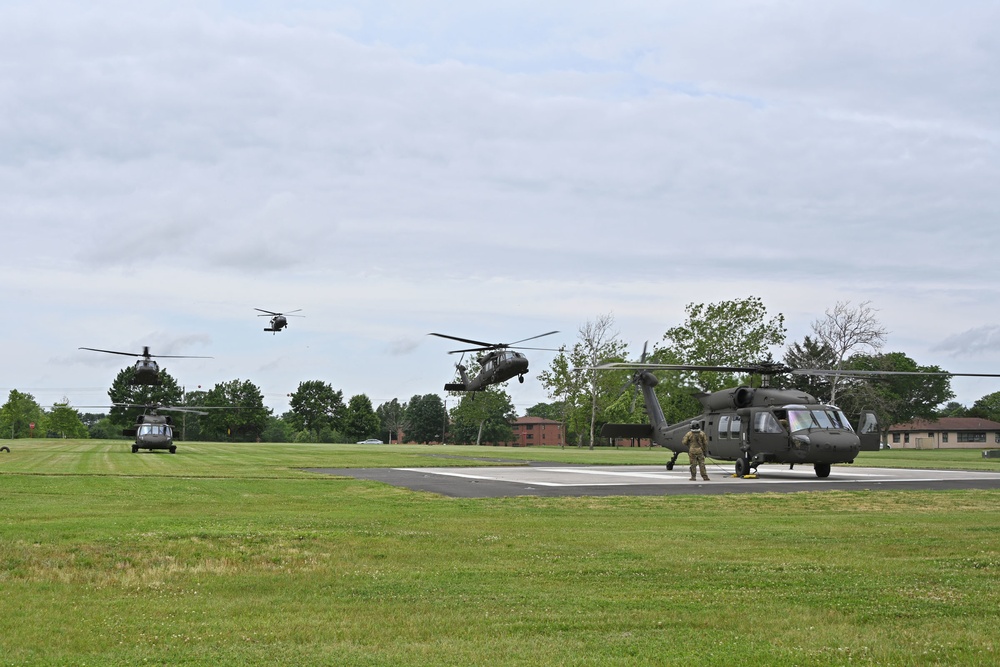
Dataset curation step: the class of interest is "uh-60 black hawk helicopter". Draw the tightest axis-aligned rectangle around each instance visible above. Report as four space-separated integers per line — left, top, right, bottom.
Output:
255 308 304 333
79 346 213 385
429 331 560 392
120 403 209 454
596 346 1000 479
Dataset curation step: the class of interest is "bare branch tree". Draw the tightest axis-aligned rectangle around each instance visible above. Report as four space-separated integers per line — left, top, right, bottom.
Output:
578 313 627 449
811 300 889 404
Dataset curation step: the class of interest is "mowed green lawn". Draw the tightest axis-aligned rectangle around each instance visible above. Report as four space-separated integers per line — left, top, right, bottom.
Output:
2 440 999 666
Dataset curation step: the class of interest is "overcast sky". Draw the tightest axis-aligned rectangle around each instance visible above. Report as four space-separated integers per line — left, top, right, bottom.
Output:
3 0 999 417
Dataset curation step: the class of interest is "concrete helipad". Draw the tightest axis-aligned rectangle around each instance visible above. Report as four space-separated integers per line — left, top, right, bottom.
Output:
307 463 1000 498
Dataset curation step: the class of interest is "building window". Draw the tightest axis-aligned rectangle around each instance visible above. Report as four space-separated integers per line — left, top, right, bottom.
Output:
957 432 986 443
526 433 533 440
892 433 900 443
904 434 910 443
942 433 948 443
525 424 534 430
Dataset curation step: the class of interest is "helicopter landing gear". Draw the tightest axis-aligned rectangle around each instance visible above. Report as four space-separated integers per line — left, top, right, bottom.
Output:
666 450 680 470
735 455 753 478
518 375 524 383
169 446 176 454
0 446 9 453
131 445 139 453
814 462 831 478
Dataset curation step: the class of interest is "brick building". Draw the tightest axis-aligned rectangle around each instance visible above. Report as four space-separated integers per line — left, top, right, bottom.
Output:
500 416 565 447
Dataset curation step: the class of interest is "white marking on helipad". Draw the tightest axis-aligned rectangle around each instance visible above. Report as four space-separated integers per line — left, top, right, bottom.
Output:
395 465 998 488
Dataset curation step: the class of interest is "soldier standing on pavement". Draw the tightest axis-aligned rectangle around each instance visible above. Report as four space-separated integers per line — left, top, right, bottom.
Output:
682 421 710 481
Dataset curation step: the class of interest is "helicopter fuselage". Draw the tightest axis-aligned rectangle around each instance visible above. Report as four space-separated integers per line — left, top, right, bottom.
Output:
132 359 162 385
265 315 288 332
447 350 529 391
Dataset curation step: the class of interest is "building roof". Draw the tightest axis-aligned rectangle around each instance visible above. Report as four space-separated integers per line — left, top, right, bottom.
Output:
888 417 1000 432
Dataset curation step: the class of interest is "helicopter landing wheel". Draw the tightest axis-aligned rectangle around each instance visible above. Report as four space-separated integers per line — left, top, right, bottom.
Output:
131 445 139 453
169 447 177 454
735 456 752 478
0 446 9 453
518 375 524 383
814 462 831 478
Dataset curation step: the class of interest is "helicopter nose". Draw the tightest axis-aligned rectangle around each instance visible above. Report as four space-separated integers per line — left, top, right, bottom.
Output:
796 430 860 458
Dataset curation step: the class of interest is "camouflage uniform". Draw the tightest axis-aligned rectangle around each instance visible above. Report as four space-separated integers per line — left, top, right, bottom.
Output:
682 428 710 480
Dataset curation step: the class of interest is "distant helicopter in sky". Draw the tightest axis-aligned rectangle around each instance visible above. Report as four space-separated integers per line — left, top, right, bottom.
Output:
429 331 560 391
255 308 304 334
79 346 212 385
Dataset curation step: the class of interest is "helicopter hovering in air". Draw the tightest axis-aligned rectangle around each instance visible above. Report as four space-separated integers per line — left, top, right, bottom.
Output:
595 344 1000 478
429 331 560 392
255 308 304 333
79 346 213 385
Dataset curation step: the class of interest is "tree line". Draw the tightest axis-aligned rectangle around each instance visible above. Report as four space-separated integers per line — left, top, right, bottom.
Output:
4 296 1000 444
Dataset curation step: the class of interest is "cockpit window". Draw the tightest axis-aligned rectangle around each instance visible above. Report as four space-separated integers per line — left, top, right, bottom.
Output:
787 409 855 432
138 424 170 437
754 412 784 434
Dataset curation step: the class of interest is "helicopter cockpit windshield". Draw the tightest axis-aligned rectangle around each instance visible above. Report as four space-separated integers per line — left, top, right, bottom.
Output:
787 407 853 432
138 424 171 437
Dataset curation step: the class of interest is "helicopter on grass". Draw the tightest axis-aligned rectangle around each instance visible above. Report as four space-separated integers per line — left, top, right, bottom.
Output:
79 346 212 385
429 331 560 392
595 345 1000 478
120 404 210 453
255 308 304 333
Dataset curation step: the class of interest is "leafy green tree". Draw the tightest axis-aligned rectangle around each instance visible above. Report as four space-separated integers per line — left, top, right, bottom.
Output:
0 390 47 438
107 367 183 428
968 392 1000 422
88 417 126 440
47 401 89 438
657 296 786 392
343 394 382 442
200 379 270 441
782 335 837 401
835 352 954 436
449 387 516 445
261 416 294 443
376 398 408 443
525 402 565 421
288 380 345 437
404 394 447 443
938 401 968 418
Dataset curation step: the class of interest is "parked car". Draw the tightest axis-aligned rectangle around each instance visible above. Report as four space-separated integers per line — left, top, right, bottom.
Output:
356 438 384 444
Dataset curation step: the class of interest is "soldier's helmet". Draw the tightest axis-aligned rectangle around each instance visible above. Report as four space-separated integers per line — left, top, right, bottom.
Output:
690 421 701 431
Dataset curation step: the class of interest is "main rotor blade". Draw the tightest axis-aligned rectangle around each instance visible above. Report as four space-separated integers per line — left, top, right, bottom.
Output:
591 362 784 374
79 347 139 357
429 333 497 348
254 308 279 315
508 331 560 346
792 368 1000 378
508 346 562 352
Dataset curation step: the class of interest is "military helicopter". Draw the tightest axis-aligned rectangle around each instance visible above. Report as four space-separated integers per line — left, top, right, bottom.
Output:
79 346 213 385
255 308 304 333
429 331 560 391
596 346 1000 478
120 403 208 453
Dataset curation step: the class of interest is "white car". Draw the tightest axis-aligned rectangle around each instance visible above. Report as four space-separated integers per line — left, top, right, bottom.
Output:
356 438 384 444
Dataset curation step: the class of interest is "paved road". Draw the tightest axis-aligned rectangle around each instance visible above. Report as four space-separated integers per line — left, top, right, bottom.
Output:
306 463 1000 498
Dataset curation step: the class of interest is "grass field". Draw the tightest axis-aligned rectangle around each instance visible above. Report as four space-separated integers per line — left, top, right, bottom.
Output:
2 440 999 666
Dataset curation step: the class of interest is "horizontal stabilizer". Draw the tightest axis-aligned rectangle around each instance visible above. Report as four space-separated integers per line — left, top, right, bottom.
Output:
122 429 137 437
600 423 654 439
444 383 467 391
